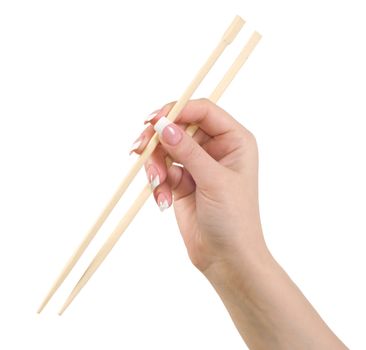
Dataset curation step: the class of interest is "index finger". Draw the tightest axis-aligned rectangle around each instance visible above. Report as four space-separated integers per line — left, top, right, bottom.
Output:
153 98 243 138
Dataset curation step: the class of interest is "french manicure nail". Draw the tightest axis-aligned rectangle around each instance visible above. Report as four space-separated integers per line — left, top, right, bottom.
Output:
157 193 169 212
129 137 143 155
153 117 182 145
151 175 160 191
144 110 159 124
147 165 160 190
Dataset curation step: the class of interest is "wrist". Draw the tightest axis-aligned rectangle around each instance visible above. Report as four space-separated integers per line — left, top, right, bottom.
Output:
202 235 275 290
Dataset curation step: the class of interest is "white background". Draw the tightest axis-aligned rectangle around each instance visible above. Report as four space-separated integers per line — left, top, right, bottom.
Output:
0 0 365 349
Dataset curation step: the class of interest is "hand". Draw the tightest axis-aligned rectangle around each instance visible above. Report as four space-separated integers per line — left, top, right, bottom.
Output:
131 99 347 349
132 98 267 272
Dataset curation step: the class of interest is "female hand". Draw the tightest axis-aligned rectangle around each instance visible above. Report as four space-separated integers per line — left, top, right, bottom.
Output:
132 98 267 273
131 99 347 349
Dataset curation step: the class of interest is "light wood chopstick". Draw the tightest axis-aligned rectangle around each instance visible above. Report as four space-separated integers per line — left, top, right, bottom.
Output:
58 31 262 315
38 15 245 314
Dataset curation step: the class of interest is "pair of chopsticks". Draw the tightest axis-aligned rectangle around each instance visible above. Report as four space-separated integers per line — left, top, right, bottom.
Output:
38 15 261 315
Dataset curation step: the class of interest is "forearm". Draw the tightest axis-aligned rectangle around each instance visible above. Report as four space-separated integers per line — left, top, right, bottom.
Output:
204 244 347 350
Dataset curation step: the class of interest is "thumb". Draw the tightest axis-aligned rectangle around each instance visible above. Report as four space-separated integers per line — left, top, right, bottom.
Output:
153 117 220 188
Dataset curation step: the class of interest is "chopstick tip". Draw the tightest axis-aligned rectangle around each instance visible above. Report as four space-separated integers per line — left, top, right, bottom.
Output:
58 303 68 316
37 302 46 314
58 293 74 315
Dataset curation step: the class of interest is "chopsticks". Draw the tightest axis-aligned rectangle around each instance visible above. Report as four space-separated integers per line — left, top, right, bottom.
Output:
58 30 261 315
38 15 261 314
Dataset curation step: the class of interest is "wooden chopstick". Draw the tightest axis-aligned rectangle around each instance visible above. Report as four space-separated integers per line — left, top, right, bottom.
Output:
38 15 245 314
58 31 262 315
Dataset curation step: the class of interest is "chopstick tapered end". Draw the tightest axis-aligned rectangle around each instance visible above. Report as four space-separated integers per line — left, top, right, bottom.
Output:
58 284 81 315
37 298 49 314
58 302 69 316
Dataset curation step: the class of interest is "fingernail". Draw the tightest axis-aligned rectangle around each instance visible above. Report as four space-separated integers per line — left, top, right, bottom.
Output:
129 136 143 155
144 110 159 124
147 165 160 191
154 117 182 146
157 193 170 212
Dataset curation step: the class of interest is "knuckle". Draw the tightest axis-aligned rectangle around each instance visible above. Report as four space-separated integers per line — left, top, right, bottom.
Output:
232 128 258 159
238 127 257 148
197 97 211 105
245 130 257 146
196 97 214 113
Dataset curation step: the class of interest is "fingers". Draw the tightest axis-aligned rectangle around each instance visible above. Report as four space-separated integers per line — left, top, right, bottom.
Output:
148 164 196 211
151 181 173 212
130 116 210 156
131 98 243 158
200 132 243 161
152 117 222 189
166 164 196 201
145 144 195 210
149 98 244 138
147 165 196 211
129 124 155 155
131 99 242 209
144 144 168 190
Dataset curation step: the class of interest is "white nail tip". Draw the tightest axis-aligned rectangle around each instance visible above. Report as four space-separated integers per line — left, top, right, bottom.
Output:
153 117 171 136
159 199 169 212
150 175 160 191
145 111 158 123
129 139 142 154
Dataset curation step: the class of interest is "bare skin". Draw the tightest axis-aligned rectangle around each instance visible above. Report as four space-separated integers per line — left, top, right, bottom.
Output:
131 99 347 349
